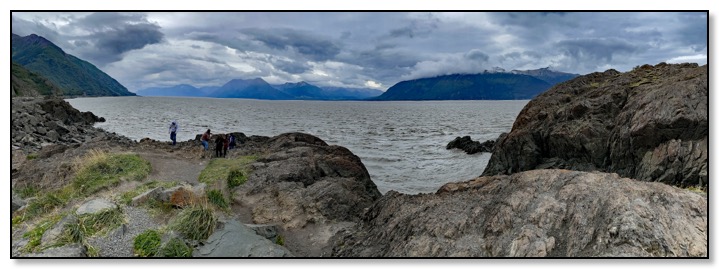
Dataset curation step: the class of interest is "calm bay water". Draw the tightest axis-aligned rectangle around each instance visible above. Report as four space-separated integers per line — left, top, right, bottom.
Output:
67 97 527 194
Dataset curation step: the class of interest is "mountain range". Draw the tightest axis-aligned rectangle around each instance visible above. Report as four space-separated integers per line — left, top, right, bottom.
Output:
11 34 135 97
137 80 385 101
372 69 579 101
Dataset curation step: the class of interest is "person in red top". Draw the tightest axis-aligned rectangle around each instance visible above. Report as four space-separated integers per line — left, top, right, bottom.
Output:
201 129 211 151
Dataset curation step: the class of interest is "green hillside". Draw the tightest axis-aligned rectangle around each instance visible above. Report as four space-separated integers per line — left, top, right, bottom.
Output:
11 34 135 97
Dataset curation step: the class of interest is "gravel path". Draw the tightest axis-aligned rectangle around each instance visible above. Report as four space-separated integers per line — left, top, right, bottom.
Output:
88 206 159 257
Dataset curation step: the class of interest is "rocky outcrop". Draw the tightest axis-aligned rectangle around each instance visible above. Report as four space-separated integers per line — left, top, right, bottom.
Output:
231 132 382 256
446 136 497 154
328 169 707 257
194 219 292 257
483 63 708 188
11 97 110 153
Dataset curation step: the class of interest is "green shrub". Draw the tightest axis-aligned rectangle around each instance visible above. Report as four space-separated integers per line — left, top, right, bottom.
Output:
171 205 216 241
73 151 151 196
26 154 38 160
227 169 247 188
160 237 193 257
206 189 228 209
134 230 162 257
275 234 285 246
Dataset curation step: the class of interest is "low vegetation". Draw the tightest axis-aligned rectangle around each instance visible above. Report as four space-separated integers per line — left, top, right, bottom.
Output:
72 150 151 196
160 237 193 257
198 156 256 185
170 204 217 241
133 229 162 257
62 207 125 245
275 235 285 246
206 189 228 209
21 214 64 253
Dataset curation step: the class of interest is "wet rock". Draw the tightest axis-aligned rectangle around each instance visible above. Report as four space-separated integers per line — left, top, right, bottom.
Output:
483 63 708 188
245 224 279 241
329 169 707 257
446 136 495 154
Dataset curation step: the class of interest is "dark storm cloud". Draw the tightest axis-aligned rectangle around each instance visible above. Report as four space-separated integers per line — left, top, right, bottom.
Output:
240 28 341 61
12 12 164 66
87 23 164 64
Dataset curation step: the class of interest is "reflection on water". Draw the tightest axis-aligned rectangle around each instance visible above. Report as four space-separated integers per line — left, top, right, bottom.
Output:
68 97 527 194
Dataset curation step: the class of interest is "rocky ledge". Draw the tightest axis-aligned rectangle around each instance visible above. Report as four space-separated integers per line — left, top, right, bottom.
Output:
483 63 708 188
328 169 707 257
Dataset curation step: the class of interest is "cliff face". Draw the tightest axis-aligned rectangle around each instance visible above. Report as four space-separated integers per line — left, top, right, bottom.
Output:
482 63 707 188
329 169 707 257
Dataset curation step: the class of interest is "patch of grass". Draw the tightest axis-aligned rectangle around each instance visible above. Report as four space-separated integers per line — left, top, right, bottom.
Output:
160 237 193 257
133 229 162 257
62 207 125 245
15 185 39 199
14 188 73 225
275 234 285 246
227 169 247 188
86 244 99 257
590 82 600 88
170 204 217 241
21 214 64 253
26 154 38 160
72 150 151 197
206 189 228 209
198 156 257 185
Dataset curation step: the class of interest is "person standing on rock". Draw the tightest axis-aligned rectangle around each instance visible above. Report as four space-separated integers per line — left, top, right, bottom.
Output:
228 134 236 150
201 129 211 151
214 134 225 158
169 121 179 146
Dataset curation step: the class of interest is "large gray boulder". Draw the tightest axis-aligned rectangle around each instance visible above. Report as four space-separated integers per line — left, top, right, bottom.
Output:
482 63 707 188
235 133 381 230
329 169 707 257
194 220 292 257
76 198 117 215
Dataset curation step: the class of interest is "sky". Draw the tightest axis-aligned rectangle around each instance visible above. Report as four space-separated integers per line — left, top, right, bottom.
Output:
11 12 708 92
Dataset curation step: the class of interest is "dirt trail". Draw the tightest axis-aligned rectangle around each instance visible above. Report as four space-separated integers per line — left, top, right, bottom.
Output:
136 150 208 185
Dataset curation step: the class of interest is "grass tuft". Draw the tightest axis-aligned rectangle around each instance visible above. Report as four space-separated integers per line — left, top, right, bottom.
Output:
133 229 162 257
72 150 151 196
227 169 247 188
275 234 285 246
62 207 125 245
16 185 39 199
160 237 193 257
206 189 228 209
170 204 217 241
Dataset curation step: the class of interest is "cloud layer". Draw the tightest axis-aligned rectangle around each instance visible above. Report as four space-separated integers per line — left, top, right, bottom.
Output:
11 12 707 92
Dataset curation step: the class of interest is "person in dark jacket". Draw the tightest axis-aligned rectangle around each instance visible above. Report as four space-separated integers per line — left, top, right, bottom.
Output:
214 134 225 158
169 121 178 146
